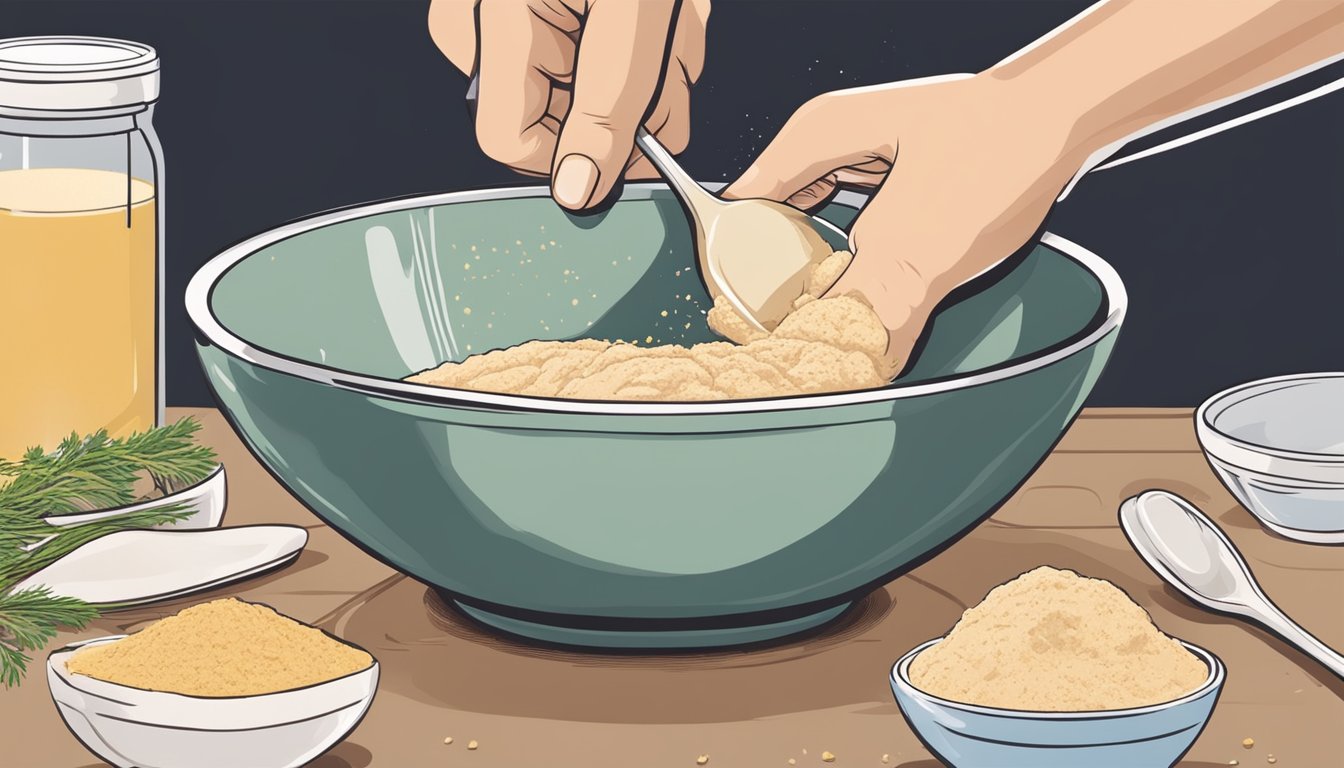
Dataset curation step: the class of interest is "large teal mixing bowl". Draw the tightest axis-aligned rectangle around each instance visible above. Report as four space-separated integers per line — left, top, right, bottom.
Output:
186 185 1125 649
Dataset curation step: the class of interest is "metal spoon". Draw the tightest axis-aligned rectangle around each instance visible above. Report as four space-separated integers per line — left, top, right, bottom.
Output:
1119 489 1344 678
633 128 842 332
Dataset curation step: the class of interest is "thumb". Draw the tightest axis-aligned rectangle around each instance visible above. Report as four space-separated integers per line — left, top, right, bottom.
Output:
822 191 935 376
551 0 678 210
724 93 889 202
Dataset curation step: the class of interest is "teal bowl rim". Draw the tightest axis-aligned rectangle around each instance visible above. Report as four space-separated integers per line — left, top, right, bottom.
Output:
891 636 1225 719
185 185 1127 416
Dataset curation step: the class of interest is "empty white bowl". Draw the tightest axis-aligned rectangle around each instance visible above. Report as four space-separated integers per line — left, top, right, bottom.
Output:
47 635 378 768
890 638 1224 768
1196 372 1344 544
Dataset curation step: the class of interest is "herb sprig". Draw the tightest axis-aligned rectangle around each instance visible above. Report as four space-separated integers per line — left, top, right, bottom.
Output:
0 418 217 686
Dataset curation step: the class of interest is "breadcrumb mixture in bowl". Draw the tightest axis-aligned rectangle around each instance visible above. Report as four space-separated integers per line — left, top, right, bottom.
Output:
407 250 898 401
891 567 1224 768
65 598 373 696
908 566 1208 711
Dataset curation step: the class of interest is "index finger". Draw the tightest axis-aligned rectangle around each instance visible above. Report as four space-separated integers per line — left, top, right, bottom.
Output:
550 0 679 209
475 1 572 174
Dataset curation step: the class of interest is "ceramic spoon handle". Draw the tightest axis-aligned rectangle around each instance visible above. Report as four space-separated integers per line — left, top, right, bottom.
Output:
632 128 718 213
1244 599 1344 679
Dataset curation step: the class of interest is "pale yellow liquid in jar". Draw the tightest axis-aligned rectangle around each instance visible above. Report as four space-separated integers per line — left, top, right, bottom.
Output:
0 168 156 460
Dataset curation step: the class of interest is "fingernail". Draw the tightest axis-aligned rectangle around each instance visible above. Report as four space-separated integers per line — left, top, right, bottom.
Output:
553 154 600 209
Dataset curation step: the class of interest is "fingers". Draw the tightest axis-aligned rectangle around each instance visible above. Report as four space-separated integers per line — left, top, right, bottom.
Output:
626 60 692 177
474 1 579 174
619 0 708 180
825 256 932 376
820 180 939 375
786 175 840 209
724 92 893 202
551 0 680 210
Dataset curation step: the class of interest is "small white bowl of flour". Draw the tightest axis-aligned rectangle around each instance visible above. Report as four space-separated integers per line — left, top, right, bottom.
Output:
890 566 1224 768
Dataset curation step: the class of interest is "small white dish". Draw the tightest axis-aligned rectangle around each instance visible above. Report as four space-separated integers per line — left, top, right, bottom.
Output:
890 638 1224 768
1196 373 1344 544
15 525 307 607
48 635 378 768
42 464 228 531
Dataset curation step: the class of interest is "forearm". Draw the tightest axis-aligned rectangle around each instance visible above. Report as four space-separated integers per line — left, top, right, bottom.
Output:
988 0 1344 165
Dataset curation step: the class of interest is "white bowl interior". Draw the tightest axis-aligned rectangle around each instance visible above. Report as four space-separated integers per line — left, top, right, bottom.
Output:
1208 375 1344 456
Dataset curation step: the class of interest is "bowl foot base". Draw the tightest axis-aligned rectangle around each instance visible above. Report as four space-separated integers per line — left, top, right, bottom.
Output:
453 601 852 650
1256 516 1344 544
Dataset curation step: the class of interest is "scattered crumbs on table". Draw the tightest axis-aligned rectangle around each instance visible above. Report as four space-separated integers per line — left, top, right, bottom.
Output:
696 755 709 765
467 740 478 750
443 736 452 745
1229 761 1238 766
1243 737 1255 749
882 755 890 764
821 750 835 762
787 760 795 766
1267 756 1277 764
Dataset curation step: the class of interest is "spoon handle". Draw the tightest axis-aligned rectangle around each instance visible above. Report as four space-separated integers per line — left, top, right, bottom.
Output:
633 128 717 212
1242 598 1344 679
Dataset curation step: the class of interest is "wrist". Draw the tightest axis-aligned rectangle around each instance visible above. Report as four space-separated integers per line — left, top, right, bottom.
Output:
969 69 1104 189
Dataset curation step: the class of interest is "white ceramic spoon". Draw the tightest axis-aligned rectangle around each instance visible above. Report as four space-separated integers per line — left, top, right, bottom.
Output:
1120 489 1344 678
15 525 308 608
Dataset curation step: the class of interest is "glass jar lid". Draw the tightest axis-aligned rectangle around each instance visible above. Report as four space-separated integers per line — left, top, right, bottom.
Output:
0 36 159 115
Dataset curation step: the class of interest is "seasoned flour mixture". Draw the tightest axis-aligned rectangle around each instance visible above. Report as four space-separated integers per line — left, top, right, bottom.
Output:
407 250 895 401
910 566 1209 711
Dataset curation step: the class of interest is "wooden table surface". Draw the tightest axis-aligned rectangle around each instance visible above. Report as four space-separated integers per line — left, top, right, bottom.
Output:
7 407 1341 768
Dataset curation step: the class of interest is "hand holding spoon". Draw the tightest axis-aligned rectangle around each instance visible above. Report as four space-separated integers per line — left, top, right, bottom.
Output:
1120 489 1344 678
463 75 844 333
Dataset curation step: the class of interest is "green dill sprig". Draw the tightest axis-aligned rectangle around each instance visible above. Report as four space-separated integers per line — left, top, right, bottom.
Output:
0 587 98 688
0 418 218 687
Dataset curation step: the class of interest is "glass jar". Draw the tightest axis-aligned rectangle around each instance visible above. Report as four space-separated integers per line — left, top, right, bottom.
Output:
0 36 163 460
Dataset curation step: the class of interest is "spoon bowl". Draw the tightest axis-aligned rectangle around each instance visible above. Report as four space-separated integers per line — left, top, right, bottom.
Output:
634 128 844 331
1119 490 1344 678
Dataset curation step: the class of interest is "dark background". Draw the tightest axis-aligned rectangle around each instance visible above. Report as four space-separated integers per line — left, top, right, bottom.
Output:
8 0 1343 407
